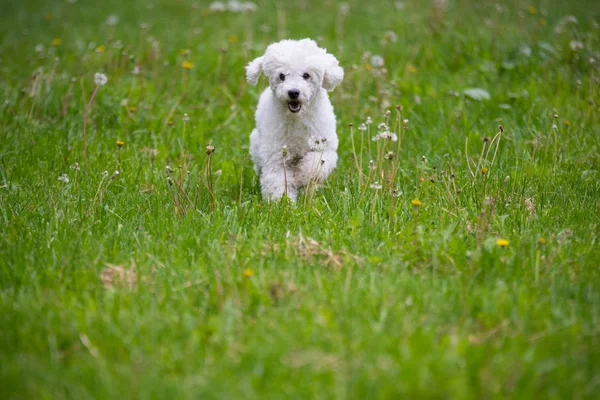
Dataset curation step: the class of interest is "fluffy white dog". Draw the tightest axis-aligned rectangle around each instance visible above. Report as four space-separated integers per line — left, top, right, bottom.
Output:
245 39 344 201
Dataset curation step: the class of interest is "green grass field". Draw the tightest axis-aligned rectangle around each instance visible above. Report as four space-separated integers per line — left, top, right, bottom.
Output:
1 0 600 398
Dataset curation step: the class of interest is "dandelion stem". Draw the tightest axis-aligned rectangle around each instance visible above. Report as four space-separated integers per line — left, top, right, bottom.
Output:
83 85 100 161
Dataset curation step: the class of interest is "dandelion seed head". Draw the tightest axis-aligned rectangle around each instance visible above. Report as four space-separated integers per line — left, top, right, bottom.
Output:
182 113 189 121
209 1 226 12
206 144 215 155
94 72 107 86
370 182 382 190
106 15 119 25
358 123 367 131
383 31 398 43
370 55 384 68
569 40 584 51
339 2 350 16
58 174 69 183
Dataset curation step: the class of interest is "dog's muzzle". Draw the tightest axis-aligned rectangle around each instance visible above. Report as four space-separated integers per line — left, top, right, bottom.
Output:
287 100 302 113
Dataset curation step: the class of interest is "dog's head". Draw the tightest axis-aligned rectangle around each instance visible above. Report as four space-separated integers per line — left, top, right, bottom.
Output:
245 39 344 114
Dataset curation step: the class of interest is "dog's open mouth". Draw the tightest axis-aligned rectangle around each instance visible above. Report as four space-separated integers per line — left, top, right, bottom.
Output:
287 100 302 113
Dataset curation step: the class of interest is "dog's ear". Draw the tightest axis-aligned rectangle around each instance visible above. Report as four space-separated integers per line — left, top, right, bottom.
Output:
322 53 344 92
245 56 264 86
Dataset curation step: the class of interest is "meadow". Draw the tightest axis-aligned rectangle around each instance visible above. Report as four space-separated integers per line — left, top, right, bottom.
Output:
1 0 599 398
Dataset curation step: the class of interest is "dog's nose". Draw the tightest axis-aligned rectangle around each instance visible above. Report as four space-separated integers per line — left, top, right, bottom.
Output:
288 89 300 99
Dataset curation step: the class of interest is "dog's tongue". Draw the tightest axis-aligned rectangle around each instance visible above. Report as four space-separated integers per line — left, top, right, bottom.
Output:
288 100 301 113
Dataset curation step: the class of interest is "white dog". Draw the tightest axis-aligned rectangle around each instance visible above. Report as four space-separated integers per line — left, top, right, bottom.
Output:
245 39 344 201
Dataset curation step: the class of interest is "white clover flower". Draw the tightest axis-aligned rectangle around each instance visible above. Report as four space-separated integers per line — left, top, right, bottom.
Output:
58 174 69 183
94 73 107 86
35 44 45 53
106 15 119 25
370 55 384 68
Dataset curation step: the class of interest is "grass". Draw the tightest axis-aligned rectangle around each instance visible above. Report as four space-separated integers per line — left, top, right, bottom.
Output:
1 0 599 398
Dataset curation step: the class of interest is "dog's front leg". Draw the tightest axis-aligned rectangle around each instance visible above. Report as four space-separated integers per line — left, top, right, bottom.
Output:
260 167 298 202
295 150 338 188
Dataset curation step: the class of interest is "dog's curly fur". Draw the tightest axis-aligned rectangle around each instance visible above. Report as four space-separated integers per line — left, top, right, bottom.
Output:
246 39 344 201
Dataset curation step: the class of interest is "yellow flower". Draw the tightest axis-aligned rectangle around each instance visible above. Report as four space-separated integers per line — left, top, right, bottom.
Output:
527 5 537 14
538 237 546 245
564 120 570 127
411 199 422 207
182 61 193 69
95 45 106 53
228 35 238 43
407 64 417 73
496 239 509 247
365 63 373 71
179 49 190 55
52 38 62 46
243 268 254 277
539 18 547 26
116 140 125 148
481 167 489 175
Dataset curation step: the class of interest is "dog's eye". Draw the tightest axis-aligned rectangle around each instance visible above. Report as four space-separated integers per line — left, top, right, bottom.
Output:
279 73 286 81
302 73 310 80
